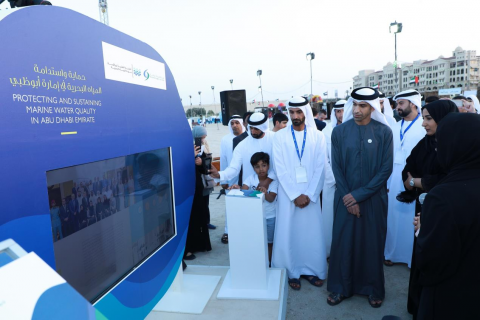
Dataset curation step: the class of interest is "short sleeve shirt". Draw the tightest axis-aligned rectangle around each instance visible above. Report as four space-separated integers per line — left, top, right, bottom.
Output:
243 174 278 219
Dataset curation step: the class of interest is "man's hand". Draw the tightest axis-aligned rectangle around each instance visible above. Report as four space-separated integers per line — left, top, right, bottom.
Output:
195 157 202 166
347 204 360 218
413 212 421 232
464 100 477 113
257 177 272 190
404 172 414 190
228 184 240 190
343 193 357 207
208 165 219 177
294 194 310 208
221 184 229 189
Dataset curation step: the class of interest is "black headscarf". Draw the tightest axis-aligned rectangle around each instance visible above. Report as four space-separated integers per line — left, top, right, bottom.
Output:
398 100 458 203
436 113 480 183
421 100 458 150
424 100 458 123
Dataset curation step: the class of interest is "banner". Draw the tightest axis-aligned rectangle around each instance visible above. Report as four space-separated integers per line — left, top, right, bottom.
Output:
0 6 194 320
439 88 462 95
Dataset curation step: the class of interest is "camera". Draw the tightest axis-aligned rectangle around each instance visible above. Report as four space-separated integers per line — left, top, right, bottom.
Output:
203 154 212 172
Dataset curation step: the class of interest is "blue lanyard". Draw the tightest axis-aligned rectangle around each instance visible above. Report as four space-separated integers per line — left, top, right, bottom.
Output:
400 113 420 146
291 125 307 164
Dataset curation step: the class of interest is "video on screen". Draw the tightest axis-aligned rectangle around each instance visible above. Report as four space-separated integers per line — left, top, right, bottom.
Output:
46 148 175 303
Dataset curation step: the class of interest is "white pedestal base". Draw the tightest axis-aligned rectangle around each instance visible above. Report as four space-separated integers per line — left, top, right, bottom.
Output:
217 268 282 300
153 267 221 314
146 266 288 320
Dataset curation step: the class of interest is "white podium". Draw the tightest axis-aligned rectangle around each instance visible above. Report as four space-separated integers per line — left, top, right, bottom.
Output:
217 192 282 300
153 263 221 314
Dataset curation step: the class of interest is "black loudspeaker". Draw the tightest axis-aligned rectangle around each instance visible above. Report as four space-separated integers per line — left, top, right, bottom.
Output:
220 90 247 126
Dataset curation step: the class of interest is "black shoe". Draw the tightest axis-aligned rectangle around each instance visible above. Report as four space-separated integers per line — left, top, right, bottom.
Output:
208 224 217 230
184 253 196 260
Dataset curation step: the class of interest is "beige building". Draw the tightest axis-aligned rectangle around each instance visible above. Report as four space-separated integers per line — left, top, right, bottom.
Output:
353 47 480 95
353 69 374 88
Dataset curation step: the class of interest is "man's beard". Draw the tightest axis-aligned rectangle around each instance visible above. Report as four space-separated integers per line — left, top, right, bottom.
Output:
292 118 305 126
398 105 412 118
251 131 264 139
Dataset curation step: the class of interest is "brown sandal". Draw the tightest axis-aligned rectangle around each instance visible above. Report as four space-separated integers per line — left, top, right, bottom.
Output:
327 292 347 306
288 278 301 291
384 260 394 267
368 295 383 308
300 275 324 287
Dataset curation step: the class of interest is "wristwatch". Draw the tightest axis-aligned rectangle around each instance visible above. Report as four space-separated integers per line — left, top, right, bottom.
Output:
409 178 415 187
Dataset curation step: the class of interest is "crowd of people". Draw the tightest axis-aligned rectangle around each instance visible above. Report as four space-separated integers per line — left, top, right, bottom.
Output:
49 169 135 241
185 88 480 319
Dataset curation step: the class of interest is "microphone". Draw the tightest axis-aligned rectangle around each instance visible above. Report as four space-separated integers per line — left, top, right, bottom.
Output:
216 188 226 199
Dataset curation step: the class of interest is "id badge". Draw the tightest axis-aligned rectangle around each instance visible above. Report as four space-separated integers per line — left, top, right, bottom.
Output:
394 149 405 165
295 166 308 183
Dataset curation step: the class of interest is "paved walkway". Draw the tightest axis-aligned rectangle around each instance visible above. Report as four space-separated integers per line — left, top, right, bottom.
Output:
189 124 412 320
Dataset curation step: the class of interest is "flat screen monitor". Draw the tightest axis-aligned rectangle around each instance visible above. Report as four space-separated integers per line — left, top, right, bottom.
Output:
46 147 176 303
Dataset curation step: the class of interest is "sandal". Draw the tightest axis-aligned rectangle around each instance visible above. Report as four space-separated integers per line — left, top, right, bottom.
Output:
327 292 347 306
300 275 324 287
384 260 394 267
288 278 301 291
368 295 383 308
221 233 228 244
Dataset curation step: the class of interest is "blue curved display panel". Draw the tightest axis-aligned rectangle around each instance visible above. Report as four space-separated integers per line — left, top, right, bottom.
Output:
0 6 193 319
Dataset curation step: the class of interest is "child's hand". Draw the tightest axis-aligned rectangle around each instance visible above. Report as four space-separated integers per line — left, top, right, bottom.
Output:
257 186 268 194
229 184 240 190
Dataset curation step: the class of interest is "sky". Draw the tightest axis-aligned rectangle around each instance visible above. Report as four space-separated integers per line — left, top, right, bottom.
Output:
52 0 480 105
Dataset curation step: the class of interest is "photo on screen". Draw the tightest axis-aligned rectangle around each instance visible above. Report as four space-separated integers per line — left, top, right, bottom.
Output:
46 147 176 303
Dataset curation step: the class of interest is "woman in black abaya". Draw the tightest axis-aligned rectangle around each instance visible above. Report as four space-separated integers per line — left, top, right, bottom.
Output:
415 113 480 320
184 126 216 260
400 100 458 318
401 100 458 200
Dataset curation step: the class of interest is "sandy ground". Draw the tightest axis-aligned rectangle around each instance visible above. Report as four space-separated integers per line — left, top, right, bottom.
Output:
189 122 412 320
